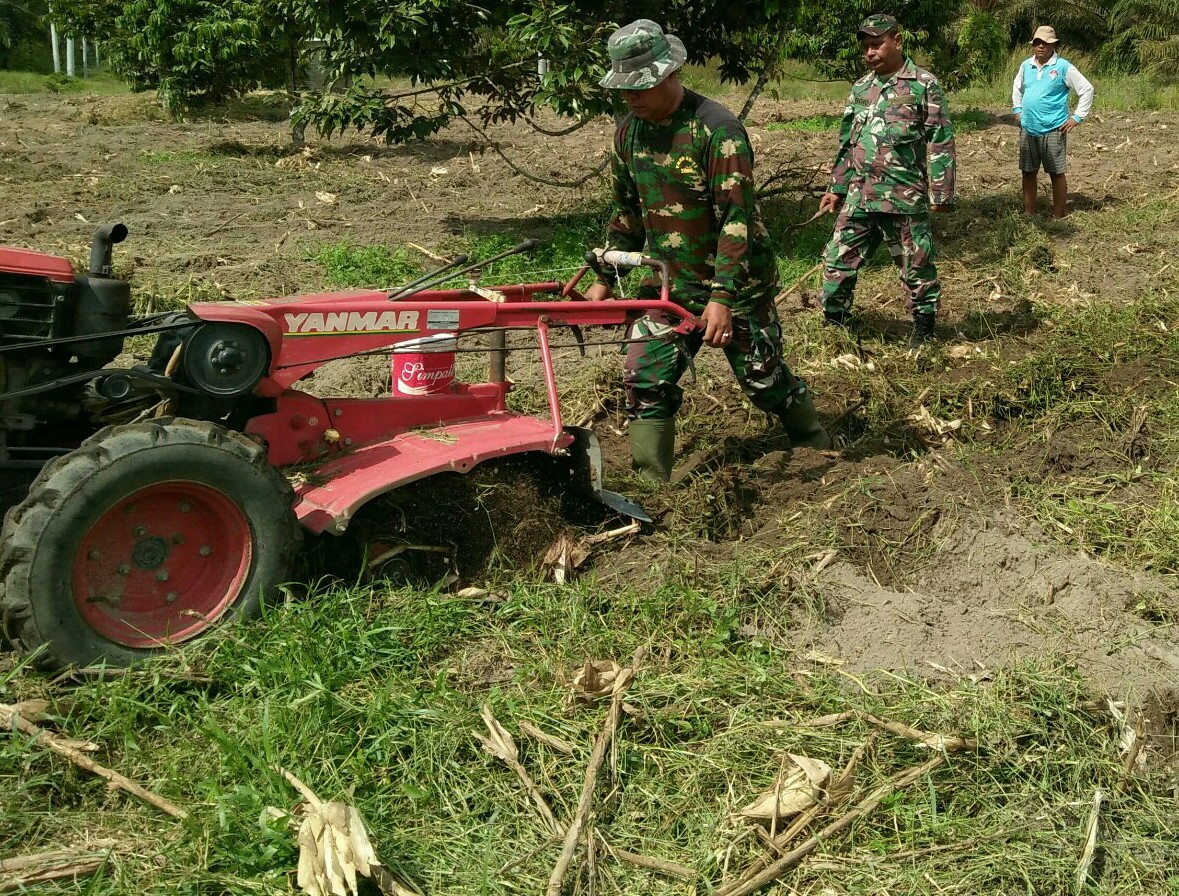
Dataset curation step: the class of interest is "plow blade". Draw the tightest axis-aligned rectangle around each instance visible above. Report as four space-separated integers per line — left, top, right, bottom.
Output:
566 426 652 524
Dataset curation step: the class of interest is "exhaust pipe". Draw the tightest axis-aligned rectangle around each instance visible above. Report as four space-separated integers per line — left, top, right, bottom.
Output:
89 223 129 277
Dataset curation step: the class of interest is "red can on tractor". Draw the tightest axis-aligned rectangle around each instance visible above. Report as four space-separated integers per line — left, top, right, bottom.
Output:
0 226 697 670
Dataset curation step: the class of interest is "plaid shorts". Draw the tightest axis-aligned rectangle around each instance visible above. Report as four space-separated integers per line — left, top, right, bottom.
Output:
1020 128 1067 175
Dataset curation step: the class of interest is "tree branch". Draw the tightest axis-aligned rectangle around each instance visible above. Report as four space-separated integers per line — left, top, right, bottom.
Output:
457 115 609 188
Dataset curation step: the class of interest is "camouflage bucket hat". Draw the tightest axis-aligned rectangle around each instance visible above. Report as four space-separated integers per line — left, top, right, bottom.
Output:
599 19 687 90
857 13 899 37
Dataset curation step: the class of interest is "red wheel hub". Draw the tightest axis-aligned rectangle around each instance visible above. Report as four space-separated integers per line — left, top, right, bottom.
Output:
73 481 252 647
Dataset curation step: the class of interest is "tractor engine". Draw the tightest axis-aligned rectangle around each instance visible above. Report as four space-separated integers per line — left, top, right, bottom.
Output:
0 224 133 472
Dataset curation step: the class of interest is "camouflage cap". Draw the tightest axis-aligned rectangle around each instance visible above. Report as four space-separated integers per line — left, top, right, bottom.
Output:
857 13 899 37
599 19 687 90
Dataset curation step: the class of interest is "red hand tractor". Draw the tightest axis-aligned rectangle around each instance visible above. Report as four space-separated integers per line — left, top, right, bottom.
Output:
0 226 697 669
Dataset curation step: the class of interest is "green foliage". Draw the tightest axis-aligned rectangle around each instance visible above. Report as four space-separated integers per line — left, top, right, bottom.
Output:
51 0 305 111
954 8 1007 86
43 71 84 92
953 0 1179 81
1104 0 1179 79
786 0 966 80
39 0 1179 143
0 0 50 71
45 0 970 142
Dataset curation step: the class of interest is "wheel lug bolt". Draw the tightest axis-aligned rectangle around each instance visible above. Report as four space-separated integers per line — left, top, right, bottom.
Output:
156 570 169 582
117 564 130 575
165 592 177 603
178 501 192 513
134 525 147 537
199 545 211 557
88 549 100 561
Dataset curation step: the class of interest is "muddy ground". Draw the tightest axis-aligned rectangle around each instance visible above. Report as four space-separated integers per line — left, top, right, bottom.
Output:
2 88 1178 751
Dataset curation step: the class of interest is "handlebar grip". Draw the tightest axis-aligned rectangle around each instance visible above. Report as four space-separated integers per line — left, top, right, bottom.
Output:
601 250 647 268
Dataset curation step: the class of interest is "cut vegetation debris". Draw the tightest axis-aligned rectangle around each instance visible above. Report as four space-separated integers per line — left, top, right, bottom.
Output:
3 86 1179 895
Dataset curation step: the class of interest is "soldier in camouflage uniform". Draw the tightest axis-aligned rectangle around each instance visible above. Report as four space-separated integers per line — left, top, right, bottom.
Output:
584 19 830 481
818 14 956 350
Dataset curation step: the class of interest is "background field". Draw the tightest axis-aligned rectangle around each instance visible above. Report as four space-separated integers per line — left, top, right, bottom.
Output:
2 70 1178 895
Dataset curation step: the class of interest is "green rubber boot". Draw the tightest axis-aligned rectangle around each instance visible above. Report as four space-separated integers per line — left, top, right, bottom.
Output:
777 391 832 450
629 418 676 482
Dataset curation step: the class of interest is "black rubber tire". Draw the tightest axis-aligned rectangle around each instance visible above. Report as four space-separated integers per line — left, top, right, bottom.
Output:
0 418 302 670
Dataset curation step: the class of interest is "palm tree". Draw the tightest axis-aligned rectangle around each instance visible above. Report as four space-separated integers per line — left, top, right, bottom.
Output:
1106 0 1179 77
967 0 1110 49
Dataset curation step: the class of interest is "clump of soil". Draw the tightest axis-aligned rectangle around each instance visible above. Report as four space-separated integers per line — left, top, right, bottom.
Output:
323 455 605 586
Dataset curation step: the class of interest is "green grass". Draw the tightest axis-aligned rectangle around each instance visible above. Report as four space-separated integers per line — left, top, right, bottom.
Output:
140 149 220 165
952 106 988 132
766 113 841 133
682 60 850 105
3 579 1176 895
306 243 424 288
307 205 617 292
0 69 128 95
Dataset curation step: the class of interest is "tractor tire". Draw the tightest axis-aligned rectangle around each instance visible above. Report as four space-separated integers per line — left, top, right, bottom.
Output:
0 418 302 670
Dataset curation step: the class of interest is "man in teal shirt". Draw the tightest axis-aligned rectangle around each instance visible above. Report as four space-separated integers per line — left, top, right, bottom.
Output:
1012 26 1095 218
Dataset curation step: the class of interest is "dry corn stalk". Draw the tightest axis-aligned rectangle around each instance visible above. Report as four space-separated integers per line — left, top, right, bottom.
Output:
735 755 832 824
277 768 385 896
568 659 625 704
542 533 589 584
472 707 561 835
296 802 377 896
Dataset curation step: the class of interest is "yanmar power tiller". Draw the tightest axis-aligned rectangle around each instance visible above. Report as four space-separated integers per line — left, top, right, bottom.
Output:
0 226 697 669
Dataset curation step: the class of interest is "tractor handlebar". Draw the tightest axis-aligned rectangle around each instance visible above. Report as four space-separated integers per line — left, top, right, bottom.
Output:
583 248 671 303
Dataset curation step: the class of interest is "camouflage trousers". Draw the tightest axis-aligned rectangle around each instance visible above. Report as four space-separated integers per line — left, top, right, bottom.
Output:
624 301 808 420
821 208 941 316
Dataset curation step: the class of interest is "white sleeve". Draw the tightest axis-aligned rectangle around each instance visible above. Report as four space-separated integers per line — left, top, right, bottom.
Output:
1012 65 1024 112
1067 66 1094 120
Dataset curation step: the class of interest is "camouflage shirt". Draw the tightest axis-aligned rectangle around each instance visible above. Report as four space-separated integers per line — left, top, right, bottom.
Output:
830 58 956 215
605 89 780 315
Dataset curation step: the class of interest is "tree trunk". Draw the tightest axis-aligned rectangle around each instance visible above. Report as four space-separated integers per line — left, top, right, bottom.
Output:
49 22 61 74
739 30 791 122
740 70 771 122
288 44 306 150
66 37 75 77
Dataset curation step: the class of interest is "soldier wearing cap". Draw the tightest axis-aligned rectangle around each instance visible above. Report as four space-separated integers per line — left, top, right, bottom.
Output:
817 13 956 350
584 19 830 482
1012 26 1094 218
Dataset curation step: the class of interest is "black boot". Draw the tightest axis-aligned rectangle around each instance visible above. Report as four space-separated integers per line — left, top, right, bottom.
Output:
777 390 832 450
909 312 936 350
823 309 850 329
